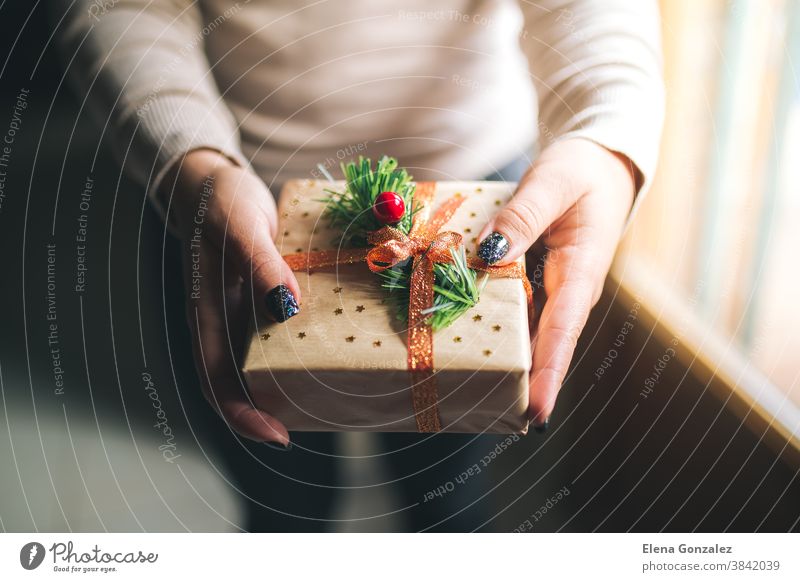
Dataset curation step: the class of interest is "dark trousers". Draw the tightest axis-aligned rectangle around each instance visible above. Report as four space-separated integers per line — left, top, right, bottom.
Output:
164 158 530 532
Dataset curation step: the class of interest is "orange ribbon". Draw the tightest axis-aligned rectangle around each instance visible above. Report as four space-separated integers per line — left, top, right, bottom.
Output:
282 182 532 432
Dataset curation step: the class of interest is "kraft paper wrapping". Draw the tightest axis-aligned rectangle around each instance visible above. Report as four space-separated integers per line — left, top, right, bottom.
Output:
242 180 531 433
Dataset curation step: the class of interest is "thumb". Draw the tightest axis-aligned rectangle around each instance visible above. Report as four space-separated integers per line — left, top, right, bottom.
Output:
224 213 302 323
477 168 580 266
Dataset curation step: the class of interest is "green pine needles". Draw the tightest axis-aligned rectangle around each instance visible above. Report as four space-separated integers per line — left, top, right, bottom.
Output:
322 156 483 331
378 247 488 330
321 156 417 247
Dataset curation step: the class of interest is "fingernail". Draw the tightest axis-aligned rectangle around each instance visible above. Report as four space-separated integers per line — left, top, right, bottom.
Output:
265 285 299 322
263 441 292 452
478 232 509 264
533 418 550 433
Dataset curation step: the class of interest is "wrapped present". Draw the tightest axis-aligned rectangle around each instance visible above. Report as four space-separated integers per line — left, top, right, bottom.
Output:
242 174 532 434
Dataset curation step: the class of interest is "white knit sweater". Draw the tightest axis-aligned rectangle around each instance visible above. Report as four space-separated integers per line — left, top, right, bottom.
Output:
56 0 664 215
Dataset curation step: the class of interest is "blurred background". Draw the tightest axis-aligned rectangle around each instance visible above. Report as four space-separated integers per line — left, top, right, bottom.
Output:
0 0 798 532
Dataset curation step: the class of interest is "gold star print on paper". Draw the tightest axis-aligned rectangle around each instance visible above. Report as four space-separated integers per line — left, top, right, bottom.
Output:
483 349 493 356
260 333 271 341
494 200 502 206
333 287 343 293
472 314 483 322
453 336 462 343
373 340 382 348
492 325 502 332
470 212 477 218
476 187 483 193
345 336 356 343
297 332 307 339
464 227 472 233
356 305 365 312
334 308 343 315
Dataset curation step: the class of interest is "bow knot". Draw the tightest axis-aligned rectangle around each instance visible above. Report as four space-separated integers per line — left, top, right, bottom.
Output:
365 227 463 273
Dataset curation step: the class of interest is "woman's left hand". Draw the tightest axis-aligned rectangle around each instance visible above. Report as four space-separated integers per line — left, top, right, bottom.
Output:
477 138 638 430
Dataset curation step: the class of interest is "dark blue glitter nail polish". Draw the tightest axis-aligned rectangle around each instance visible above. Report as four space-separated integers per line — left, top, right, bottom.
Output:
533 418 550 433
265 285 299 322
477 232 509 264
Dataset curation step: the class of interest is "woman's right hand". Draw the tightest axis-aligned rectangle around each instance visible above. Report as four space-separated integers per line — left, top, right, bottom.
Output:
165 149 300 447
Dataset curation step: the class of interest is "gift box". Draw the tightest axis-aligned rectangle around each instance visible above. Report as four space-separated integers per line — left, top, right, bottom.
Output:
242 179 531 434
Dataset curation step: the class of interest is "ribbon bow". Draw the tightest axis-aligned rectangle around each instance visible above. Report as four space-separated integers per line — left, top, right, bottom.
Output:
364 195 466 274
282 183 532 432
364 227 463 273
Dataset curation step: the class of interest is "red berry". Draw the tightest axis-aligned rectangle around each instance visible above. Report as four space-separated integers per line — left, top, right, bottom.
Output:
372 191 405 224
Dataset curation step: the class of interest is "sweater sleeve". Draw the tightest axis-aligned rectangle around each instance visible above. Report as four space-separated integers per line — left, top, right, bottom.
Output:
53 0 248 220
519 0 665 197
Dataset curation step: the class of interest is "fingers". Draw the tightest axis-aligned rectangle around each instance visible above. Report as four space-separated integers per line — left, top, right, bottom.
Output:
209 179 302 323
528 247 597 430
477 167 581 266
227 224 302 323
185 239 290 445
480 140 637 431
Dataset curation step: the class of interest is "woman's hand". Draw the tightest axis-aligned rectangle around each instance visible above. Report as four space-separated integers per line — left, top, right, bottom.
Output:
477 139 638 431
166 149 301 447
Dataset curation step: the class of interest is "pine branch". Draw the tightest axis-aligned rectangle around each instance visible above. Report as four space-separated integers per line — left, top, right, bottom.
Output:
377 247 486 331
320 156 418 247
322 156 483 330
